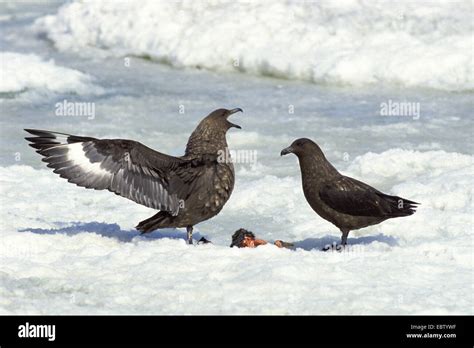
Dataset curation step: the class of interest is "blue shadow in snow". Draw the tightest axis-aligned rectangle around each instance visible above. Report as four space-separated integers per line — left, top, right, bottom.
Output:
19 223 397 250
293 233 399 251
18 221 204 243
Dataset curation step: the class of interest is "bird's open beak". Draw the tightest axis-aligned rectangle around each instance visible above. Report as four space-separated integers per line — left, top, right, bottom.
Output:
280 146 293 156
229 123 242 129
227 108 243 129
228 108 243 115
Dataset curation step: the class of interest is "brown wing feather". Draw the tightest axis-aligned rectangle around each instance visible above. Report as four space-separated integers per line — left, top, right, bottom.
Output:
25 129 189 215
319 176 419 217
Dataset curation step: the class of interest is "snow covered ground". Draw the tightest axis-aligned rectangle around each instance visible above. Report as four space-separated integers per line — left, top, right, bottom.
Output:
0 0 472 314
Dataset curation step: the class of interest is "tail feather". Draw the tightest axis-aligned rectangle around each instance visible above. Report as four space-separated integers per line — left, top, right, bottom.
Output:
136 211 174 233
380 194 420 217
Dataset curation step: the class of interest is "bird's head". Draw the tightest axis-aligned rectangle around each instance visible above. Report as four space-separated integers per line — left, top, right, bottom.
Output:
185 108 243 156
280 138 324 158
201 108 243 132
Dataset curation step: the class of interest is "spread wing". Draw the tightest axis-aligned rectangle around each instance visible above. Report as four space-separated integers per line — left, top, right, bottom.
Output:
25 129 196 215
319 176 419 217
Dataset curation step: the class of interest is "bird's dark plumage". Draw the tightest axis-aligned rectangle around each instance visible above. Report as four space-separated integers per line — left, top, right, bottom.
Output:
281 138 419 245
25 108 243 244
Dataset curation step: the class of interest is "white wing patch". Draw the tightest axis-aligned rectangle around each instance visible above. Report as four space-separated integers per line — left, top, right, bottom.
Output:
67 142 112 177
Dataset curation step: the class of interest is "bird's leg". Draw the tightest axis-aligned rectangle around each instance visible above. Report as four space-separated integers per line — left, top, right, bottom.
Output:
186 225 193 245
340 228 350 247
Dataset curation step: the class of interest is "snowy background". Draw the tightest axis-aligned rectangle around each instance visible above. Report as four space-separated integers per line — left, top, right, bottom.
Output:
0 0 472 314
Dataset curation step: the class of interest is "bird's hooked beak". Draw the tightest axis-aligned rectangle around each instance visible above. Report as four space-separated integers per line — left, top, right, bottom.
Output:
226 108 243 129
280 146 293 156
